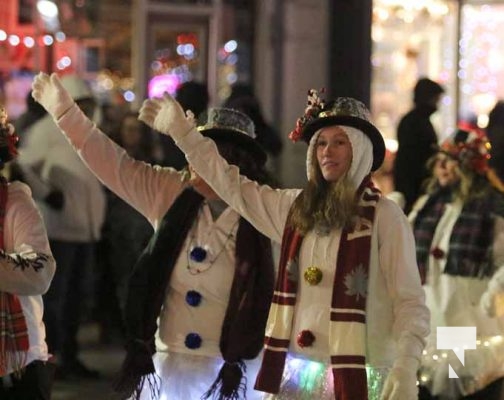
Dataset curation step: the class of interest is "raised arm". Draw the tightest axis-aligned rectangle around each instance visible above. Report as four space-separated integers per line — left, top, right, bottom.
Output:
138 94 300 243
31 73 184 223
0 183 55 296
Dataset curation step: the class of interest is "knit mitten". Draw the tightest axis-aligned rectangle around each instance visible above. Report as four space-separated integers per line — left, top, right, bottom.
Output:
380 357 419 400
138 93 195 139
31 73 75 120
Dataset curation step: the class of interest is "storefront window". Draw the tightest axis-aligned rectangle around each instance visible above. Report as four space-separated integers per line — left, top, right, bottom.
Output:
371 0 459 145
147 22 207 98
216 1 254 103
459 3 504 128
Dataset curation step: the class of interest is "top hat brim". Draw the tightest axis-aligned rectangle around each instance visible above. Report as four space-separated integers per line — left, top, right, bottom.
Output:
301 115 385 171
200 128 267 166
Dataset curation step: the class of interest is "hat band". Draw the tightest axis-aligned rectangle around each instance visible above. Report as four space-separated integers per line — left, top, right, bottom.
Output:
197 125 252 137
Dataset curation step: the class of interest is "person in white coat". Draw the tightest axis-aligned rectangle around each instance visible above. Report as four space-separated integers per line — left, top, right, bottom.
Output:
17 75 106 379
409 129 504 400
0 108 56 399
136 88 430 399
30 72 276 400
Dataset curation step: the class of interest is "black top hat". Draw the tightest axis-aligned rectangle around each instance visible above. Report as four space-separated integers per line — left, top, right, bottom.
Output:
197 108 267 165
290 92 385 171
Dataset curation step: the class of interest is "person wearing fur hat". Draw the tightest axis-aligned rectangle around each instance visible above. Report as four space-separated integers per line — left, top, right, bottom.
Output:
17 74 106 380
409 129 504 400
30 72 275 400
133 88 430 400
0 109 56 399
393 77 445 214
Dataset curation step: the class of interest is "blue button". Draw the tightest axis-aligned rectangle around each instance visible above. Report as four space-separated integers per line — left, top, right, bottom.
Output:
189 246 207 262
185 333 202 349
186 290 202 307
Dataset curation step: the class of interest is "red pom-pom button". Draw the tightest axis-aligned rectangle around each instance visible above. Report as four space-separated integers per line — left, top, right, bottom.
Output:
297 330 316 348
430 247 445 259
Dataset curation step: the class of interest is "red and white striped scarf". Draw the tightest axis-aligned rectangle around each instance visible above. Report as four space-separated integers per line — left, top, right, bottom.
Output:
0 176 28 376
255 178 381 400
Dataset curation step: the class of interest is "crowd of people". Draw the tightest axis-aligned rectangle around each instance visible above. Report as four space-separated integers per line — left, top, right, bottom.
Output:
0 70 503 400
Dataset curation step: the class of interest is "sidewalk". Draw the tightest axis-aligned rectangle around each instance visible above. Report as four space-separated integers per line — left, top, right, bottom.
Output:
51 323 125 400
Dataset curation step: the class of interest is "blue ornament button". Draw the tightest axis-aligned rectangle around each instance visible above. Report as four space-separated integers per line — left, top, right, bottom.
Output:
185 333 202 349
186 290 202 307
190 246 207 262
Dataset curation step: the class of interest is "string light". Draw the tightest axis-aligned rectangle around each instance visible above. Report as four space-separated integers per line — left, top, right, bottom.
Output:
420 334 504 396
0 29 65 48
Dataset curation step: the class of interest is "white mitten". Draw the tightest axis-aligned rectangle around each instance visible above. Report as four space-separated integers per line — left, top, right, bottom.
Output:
138 93 194 138
31 72 75 120
481 267 504 317
380 357 419 400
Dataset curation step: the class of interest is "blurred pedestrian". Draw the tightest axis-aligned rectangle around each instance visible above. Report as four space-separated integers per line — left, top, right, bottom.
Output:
393 77 445 213
223 84 283 158
409 129 504 400
486 100 504 182
13 90 46 145
0 108 56 400
17 74 106 380
96 112 154 343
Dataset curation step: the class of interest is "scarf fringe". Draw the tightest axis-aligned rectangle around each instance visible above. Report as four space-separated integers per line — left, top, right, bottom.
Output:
0 292 29 377
201 361 247 400
113 339 160 400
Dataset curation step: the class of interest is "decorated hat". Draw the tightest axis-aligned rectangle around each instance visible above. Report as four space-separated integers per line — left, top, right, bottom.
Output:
439 129 491 175
289 90 385 171
197 107 267 165
0 107 19 164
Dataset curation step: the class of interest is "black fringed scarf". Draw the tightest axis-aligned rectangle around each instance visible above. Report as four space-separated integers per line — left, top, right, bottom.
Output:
114 188 275 400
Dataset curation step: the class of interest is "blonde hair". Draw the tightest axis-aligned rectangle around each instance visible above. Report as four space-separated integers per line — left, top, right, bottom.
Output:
425 154 490 202
290 160 358 234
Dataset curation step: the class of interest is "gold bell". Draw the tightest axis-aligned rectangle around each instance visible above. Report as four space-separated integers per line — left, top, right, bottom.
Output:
304 266 323 285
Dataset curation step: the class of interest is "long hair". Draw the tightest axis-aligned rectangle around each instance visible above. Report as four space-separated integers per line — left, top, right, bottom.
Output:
424 154 491 203
289 158 358 235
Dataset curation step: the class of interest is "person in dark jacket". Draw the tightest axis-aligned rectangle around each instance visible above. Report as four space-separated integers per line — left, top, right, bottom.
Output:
393 77 445 213
223 84 283 158
486 101 504 182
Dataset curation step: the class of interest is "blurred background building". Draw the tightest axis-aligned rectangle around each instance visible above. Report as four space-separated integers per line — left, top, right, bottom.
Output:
0 0 503 187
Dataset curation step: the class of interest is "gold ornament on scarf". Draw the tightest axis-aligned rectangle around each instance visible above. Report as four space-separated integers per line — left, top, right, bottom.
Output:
304 266 323 285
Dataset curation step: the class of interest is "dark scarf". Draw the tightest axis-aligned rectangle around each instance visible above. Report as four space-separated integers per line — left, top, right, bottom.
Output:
414 187 496 283
114 188 274 400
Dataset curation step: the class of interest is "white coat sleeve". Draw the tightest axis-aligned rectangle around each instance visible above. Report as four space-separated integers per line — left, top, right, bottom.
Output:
55 104 185 225
0 184 55 295
173 127 300 243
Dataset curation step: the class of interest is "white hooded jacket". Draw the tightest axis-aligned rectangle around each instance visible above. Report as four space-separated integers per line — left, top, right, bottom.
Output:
17 76 105 242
